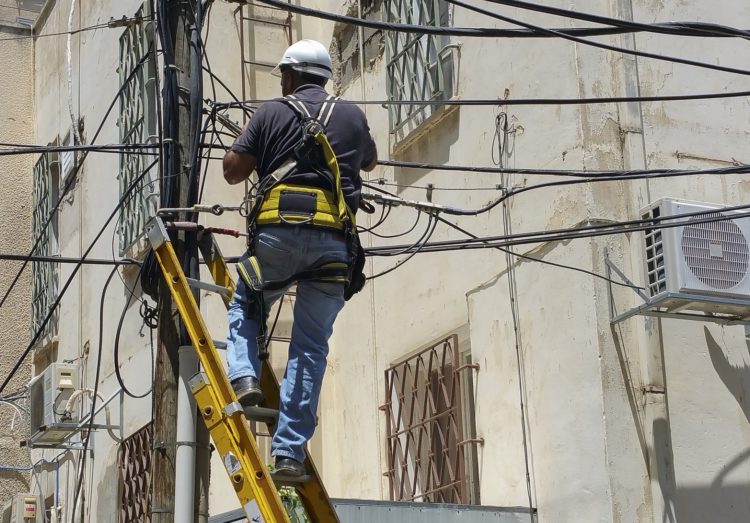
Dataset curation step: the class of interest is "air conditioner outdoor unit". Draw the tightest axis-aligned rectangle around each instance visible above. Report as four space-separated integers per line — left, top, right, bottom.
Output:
1 494 43 523
28 363 80 447
641 198 750 315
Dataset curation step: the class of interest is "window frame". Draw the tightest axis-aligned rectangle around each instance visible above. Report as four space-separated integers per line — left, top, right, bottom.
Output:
382 333 480 504
118 422 154 523
31 149 60 342
385 0 456 135
117 5 158 256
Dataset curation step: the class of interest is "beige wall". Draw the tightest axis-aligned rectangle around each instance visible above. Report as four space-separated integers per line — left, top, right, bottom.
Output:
0 23 34 506
17 0 750 521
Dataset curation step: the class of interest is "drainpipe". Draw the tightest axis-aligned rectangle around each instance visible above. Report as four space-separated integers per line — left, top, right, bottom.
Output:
175 345 199 522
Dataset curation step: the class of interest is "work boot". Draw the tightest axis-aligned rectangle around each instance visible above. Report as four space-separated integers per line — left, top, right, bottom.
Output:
274 457 305 477
231 376 263 407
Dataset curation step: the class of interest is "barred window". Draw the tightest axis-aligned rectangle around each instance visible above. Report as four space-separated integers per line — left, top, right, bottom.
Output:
385 0 455 134
119 422 153 523
383 334 480 504
118 6 157 255
31 151 59 340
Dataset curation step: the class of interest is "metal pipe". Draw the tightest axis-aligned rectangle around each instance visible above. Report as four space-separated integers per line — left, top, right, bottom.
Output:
174 345 199 523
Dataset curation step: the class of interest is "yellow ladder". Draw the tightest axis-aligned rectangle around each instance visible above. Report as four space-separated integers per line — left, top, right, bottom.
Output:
146 217 339 523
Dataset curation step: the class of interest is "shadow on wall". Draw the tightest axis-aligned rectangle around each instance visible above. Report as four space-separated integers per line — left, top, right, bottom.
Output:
651 327 750 522
705 326 750 425
394 108 460 192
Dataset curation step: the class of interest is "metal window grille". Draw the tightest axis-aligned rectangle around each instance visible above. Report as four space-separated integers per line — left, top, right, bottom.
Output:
383 334 475 503
31 151 59 339
385 0 455 133
118 6 158 255
119 422 153 523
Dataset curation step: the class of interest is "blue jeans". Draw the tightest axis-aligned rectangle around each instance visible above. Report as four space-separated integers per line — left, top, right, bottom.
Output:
226 225 347 463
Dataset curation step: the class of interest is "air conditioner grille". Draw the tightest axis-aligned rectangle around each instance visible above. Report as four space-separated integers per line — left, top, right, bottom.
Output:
681 212 749 290
644 207 666 296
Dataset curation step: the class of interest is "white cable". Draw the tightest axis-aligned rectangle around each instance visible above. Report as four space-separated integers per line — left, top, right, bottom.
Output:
0 399 23 434
64 389 121 442
67 0 82 147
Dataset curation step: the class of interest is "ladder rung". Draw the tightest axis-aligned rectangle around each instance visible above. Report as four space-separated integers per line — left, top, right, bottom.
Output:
272 472 313 487
213 340 227 350
244 406 279 425
186 277 233 299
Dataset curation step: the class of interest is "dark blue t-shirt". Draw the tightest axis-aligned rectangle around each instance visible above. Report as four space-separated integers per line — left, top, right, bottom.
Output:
232 84 377 213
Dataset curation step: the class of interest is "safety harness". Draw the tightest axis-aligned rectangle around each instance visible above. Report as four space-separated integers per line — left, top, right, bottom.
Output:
236 94 366 360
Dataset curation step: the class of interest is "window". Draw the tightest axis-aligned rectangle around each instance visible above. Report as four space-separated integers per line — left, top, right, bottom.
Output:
382 334 480 504
385 0 456 134
118 422 153 523
117 6 157 255
31 151 59 340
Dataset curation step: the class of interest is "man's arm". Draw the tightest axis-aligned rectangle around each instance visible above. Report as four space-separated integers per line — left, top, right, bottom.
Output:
361 136 378 172
223 150 257 185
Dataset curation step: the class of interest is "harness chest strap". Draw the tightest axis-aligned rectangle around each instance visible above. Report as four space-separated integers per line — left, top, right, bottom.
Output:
256 95 356 230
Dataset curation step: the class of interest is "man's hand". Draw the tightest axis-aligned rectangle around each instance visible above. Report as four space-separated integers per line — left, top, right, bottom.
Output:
223 149 257 185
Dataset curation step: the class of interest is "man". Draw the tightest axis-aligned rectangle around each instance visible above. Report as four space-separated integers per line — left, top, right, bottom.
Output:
223 39 377 477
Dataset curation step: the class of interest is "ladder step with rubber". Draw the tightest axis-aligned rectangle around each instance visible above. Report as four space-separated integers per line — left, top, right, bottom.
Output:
146 217 339 523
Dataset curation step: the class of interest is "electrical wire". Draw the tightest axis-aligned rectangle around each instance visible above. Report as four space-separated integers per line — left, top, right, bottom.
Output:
481 0 750 40
446 0 750 77
113 263 154 399
0 254 137 265
366 214 439 279
0 143 159 156
213 88 750 108
0 15 153 42
0 44 155 312
362 163 750 218
365 183 641 289
366 203 750 255
0 159 159 394
367 209 423 239
69 265 118 523
250 0 750 40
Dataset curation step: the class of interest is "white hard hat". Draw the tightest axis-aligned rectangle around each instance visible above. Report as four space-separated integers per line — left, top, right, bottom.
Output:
272 39 333 79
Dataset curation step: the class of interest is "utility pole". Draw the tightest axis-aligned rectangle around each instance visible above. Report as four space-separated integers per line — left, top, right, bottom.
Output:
152 1 207 521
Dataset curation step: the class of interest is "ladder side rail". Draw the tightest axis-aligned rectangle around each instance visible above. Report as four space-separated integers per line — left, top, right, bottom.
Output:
202 232 340 523
148 221 290 523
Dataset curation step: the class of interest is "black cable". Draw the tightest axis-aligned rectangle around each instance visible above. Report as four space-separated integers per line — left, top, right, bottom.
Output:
438 214 641 289
481 0 750 40
367 209 423 240
69 265 118 523
114 263 153 399
0 44 154 312
364 164 750 218
447 0 750 77
366 203 750 255
357 204 391 234
251 0 750 40
0 254 138 265
214 89 750 108
367 215 438 280
0 15 153 42
0 159 159 394
366 183 641 289
0 143 159 156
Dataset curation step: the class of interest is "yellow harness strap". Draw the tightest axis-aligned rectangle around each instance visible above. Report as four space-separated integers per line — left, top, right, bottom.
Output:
255 128 356 231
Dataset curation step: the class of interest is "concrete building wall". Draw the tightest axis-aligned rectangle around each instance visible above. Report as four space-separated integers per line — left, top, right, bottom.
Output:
12 0 750 521
29 1 156 519
0 22 34 506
